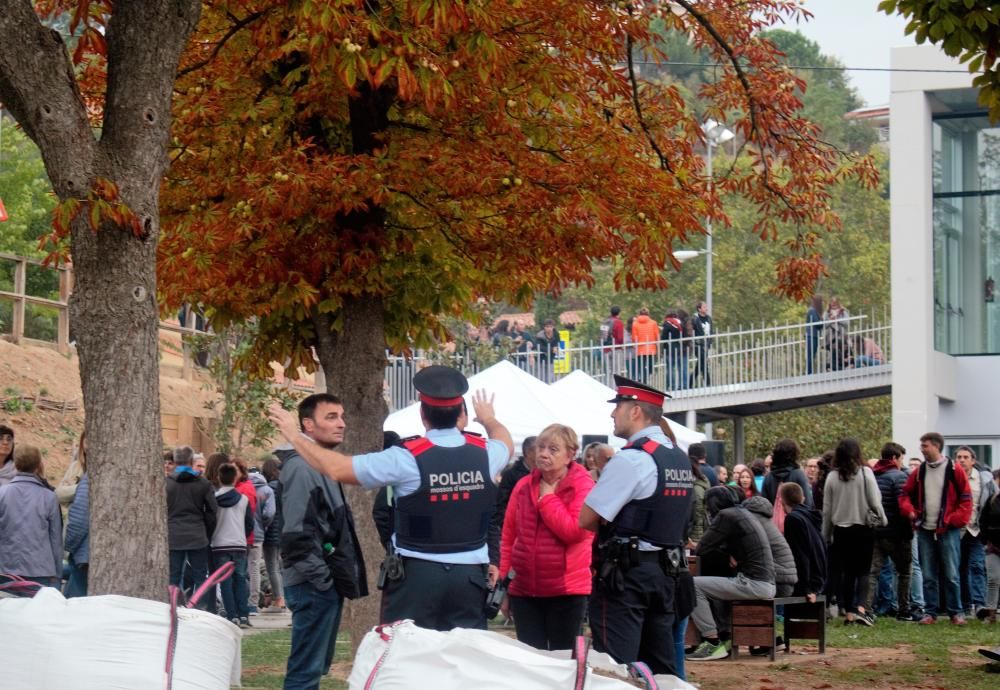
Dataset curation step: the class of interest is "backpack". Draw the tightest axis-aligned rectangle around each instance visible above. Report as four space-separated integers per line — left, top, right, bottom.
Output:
601 318 614 346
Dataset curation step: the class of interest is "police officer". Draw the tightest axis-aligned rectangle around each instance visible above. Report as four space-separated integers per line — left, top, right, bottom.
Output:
578 375 695 677
268 365 513 631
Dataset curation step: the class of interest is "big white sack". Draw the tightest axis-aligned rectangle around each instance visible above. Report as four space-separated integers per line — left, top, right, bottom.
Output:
0 587 241 689
348 620 696 690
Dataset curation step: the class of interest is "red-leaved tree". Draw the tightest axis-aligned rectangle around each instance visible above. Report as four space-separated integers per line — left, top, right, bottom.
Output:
158 0 876 637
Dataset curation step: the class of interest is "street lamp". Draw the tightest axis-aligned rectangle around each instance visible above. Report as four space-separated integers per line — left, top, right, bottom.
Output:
702 118 734 316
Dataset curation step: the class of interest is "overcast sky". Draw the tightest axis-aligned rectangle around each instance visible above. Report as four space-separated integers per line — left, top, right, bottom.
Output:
784 0 918 107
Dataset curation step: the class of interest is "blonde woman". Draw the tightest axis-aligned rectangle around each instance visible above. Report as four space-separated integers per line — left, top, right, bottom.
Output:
499 424 595 649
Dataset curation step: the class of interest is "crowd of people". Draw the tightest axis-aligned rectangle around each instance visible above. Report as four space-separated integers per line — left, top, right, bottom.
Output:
2 366 999 687
469 295 881 389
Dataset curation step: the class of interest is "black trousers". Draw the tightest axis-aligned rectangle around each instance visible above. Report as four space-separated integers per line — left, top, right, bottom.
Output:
831 524 875 614
589 561 677 676
381 557 489 631
509 595 588 651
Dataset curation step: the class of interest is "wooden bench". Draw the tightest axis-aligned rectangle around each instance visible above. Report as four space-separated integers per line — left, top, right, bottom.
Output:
729 595 826 661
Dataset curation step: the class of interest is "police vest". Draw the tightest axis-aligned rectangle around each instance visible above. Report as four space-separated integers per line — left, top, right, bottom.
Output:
604 437 694 548
393 433 498 554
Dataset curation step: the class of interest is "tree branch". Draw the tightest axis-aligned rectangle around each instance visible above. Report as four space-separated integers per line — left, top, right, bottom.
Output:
0 0 97 198
177 9 268 78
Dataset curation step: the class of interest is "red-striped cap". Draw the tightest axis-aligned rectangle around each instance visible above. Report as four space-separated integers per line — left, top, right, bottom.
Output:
607 374 670 406
413 365 468 408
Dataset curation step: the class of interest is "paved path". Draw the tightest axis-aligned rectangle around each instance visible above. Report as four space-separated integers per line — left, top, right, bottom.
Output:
241 607 292 635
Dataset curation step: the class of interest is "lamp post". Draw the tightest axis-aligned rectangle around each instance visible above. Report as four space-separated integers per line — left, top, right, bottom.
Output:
702 119 734 316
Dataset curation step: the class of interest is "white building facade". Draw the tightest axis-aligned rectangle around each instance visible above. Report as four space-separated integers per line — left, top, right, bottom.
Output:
891 45 1000 467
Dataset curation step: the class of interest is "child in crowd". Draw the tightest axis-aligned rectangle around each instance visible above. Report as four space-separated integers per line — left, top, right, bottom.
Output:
780 482 827 602
211 463 254 628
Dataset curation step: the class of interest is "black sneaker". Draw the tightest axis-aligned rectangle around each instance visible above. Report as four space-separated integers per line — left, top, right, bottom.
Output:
855 613 875 627
896 611 922 622
238 617 252 629
749 646 772 657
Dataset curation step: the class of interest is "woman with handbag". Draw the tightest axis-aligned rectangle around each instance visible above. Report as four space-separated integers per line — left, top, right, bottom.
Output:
822 438 887 625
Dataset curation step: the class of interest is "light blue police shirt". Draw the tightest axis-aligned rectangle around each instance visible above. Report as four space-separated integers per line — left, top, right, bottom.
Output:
353 428 510 564
584 425 674 551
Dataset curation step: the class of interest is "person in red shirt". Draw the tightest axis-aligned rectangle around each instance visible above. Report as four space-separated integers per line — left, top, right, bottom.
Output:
499 424 595 650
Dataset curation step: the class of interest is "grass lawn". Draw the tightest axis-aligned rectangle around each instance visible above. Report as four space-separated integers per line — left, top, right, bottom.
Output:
238 631 350 689
237 618 1000 689
683 616 1000 690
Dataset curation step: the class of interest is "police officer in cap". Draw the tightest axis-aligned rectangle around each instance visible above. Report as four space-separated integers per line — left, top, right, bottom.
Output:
268 366 513 631
579 375 695 677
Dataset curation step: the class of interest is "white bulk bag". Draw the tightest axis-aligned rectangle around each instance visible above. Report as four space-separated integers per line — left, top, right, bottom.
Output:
348 620 696 690
0 588 241 689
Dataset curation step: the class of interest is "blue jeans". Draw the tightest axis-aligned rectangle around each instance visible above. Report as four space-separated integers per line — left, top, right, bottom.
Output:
212 549 249 620
284 581 343 690
170 548 210 608
873 559 896 614
672 617 687 681
960 533 987 611
917 528 962 617
64 559 88 598
910 537 924 613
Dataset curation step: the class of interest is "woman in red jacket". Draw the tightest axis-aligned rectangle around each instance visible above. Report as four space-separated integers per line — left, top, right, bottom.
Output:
499 424 595 650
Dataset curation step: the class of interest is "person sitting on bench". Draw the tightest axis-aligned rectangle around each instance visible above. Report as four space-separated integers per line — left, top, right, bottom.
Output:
780 482 827 603
687 486 776 662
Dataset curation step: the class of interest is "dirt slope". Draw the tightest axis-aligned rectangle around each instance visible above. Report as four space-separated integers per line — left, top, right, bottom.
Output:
0 338 219 482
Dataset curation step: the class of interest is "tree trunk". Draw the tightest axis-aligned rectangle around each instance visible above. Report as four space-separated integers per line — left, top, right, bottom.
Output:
313 295 387 651
0 0 201 599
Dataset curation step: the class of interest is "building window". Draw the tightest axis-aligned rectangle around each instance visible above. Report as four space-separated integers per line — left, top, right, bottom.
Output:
932 113 1000 354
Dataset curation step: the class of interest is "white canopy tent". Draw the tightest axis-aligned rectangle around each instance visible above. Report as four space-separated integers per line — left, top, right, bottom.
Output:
383 361 705 454
383 360 563 451
548 370 706 452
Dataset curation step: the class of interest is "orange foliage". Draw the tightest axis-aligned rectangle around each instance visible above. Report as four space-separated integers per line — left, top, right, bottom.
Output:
149 0 875 369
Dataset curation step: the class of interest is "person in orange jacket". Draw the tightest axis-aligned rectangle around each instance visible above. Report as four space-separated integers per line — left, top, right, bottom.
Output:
631 307 660 383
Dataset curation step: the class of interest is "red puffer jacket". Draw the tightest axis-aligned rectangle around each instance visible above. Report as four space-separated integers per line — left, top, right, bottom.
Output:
499 462 595 597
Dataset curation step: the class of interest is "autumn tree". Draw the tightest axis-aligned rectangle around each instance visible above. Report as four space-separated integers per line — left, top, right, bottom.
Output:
0 1 201 599
159 0 875 634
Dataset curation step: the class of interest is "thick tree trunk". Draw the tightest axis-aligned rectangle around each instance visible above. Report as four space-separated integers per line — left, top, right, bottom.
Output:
70 199 167 598
313 295 387 650
0 0 201 599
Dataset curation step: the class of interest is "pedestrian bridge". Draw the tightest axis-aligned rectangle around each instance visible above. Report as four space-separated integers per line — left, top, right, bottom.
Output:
387 312 892 430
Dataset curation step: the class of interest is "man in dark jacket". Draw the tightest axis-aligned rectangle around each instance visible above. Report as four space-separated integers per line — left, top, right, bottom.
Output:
743 496 797 596
496 435 536 529
865 442 918 621
688 486 776 661
779 483 826 600
166 445 218 604
689 301 713 387
279 393 367 690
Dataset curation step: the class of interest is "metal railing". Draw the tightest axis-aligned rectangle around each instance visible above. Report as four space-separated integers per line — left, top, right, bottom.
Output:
384 312 891 410
0 253 204 376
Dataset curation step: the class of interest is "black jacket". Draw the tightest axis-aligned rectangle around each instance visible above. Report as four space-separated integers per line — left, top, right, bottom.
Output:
783 504 827 597
264 478 282 546
165 470 217 551
692 313 713 348
277 448 368 598
872 460 910 538
762 466 813 508
696 494 774 584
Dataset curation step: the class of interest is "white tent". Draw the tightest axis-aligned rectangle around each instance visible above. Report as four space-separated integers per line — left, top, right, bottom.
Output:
548 370 706 452
383 361 705 454
383 360 563 451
